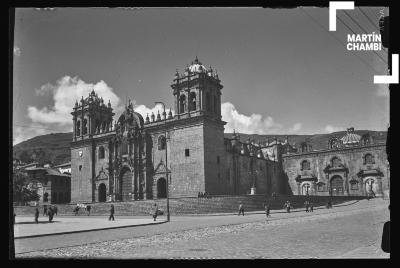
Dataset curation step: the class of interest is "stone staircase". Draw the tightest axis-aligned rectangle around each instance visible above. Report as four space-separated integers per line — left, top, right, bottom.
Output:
13 195 366 216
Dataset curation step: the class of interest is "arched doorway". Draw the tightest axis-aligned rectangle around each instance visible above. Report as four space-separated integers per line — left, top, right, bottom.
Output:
365 177 376 195
330 175 344 196
157 178 167 198
301 182 311 195
120 167 133 201
98 183 107 202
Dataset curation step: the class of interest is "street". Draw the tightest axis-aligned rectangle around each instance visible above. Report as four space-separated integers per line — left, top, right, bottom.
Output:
14 199 389 259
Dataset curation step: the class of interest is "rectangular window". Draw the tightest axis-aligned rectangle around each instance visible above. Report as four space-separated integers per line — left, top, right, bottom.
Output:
317 185 324 192
350 182 359 190
185 149 190 157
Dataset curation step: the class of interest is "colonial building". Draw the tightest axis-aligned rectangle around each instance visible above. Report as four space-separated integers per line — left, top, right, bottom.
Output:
283 128 389 198
70 57 283 203
24 167 71 204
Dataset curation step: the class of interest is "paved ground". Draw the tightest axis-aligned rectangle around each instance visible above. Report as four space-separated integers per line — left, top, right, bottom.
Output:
14 216 166 238
13 199 390 259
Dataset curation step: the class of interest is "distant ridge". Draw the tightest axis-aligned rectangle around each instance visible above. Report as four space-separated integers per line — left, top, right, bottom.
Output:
13 130 386 165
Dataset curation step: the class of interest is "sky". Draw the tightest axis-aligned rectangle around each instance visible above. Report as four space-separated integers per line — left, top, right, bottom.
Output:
12 7 390 145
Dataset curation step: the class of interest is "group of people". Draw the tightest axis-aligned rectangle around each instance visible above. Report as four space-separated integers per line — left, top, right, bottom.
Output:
73 204 92 216
304 200 314 212
34 205 58 223
198 192 211 198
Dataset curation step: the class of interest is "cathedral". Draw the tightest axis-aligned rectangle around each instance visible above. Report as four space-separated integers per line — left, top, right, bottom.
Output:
70 57 389 203
70 57 285 203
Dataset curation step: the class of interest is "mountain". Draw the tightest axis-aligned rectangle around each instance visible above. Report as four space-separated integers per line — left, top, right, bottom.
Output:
13 132 73 165
13 130 387 165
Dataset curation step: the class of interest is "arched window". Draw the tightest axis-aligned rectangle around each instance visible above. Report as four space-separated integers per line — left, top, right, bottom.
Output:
76 121 81 136
361 134 371 145
179 95 186 113
206 93 210 112
83 119 88 135
99 146 105 159
301 160 311 170
364 153 374 165
331 157 341 168
214 95 218 113
158 135 166 150
189 92 196 111
329 138 340 149
300 142 309 153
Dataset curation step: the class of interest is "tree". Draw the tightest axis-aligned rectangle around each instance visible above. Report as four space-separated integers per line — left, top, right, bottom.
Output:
13 169 40 205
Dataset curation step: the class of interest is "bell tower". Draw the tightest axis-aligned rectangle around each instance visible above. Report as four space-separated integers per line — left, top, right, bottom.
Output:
71 89 114 141
171 56 223 120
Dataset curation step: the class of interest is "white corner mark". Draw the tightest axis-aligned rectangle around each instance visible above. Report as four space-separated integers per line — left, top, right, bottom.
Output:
329 1 354 31
374 54 399 84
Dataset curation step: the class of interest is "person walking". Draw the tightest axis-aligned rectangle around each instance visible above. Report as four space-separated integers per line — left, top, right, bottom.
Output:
238 203 244 216
152 203 158 221
86 205 91 216
48 207 54 222
53 205 58 216
304 200 309 212
43 205 48 216
34 208 39 224
309 202 314 212
284 201 291 213
74 205 80 216
265 203 271 218
109 204 115 221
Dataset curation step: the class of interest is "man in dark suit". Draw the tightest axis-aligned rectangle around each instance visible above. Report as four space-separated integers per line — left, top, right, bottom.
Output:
381 205 390 253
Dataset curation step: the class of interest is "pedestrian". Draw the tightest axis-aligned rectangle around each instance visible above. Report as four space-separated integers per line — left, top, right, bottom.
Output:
381 205 390 253
284 201 291 213
74 205 80 216
198 192 201 198
238 203 244 216
304 200 309 212
310 202 314 212
86 205 91 216
48 207 54 222
43 205 48 216
367 193 370 201
109 204 115 221
265 203 271 218
53 205 58 216
152 203 158 221
34 208 39 224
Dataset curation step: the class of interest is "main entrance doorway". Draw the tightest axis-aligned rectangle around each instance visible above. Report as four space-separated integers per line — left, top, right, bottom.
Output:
330 175 344 196
120 167 133 201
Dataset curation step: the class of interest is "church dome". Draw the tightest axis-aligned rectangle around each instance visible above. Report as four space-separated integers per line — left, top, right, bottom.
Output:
340 127 361 145
188 57 208 74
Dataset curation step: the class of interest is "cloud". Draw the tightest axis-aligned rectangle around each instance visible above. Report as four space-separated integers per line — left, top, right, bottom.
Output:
221 102 283 134
288 122 302 133
13 46 21 56
324 124 344 133
28 76 123 126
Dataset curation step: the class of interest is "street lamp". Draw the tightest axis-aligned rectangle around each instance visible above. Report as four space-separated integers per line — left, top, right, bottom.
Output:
155 101 170 222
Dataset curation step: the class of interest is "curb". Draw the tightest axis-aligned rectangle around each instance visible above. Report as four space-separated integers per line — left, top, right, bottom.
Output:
14 220 168 239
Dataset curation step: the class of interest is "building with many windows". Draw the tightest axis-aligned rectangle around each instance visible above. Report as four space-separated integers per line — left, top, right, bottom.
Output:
70 57 284 203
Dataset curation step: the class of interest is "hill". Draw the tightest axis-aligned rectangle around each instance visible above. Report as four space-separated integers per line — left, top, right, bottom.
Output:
13 130 386 166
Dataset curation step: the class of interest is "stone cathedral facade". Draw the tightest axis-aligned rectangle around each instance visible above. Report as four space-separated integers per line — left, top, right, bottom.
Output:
70 58 286 203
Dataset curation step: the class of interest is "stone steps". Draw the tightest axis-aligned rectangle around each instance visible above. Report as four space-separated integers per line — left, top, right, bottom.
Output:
14 195 366 216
